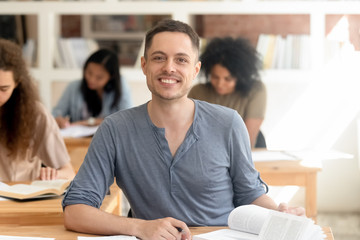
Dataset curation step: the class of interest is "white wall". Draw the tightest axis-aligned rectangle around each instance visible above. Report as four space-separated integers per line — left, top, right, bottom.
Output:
261 68 360 213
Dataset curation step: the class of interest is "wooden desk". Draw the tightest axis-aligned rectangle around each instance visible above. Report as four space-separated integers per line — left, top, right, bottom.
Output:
64 137 92 172
0 183 121 225
0 225 334 240
64 137 92 151
254 154 322 221
64 137 92 159
68 147 88 172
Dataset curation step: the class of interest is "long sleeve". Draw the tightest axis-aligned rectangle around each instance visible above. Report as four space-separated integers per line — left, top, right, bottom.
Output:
52 80 80 119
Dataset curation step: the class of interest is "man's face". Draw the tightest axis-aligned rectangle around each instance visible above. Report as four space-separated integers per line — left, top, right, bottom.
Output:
141 32 201 102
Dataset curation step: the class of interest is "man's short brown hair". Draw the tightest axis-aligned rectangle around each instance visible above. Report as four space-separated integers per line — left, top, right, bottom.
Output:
144 19 200 60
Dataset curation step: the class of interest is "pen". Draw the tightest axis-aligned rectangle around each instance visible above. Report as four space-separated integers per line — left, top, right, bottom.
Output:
176 227 189 240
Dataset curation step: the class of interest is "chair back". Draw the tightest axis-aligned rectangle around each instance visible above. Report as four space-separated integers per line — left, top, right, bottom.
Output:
255 130 267 148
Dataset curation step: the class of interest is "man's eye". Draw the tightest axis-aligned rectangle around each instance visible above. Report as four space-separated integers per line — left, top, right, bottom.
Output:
177 58 188 64
153 56 165 61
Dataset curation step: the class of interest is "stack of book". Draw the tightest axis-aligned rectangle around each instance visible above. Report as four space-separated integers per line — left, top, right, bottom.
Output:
54 38 99 68
256 34 311 70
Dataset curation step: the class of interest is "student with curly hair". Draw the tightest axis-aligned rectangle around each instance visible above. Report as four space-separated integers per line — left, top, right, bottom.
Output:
188 37 266 148
0 38 75 181
52 49 133 129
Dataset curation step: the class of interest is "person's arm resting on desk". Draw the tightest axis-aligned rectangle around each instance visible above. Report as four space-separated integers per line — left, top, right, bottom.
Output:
62 121 190 240
64 205 190 240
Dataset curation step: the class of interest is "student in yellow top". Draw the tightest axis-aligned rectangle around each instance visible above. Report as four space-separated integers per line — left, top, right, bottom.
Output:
0 38 75 181
188 37 266 148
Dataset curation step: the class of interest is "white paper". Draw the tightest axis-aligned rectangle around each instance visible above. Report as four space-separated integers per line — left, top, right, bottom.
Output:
0 236 54 240
252 149 353 163
78 236 137 240
60 125 98 138
251 150 298 162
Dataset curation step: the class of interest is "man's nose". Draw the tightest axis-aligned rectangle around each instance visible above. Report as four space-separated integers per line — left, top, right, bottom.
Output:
162 59 176 73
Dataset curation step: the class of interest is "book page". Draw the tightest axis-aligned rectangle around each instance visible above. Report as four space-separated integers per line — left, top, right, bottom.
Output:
0 179 70 199
0 181 10 189
192 229 258 240
228 205 270 235
30 179 70 190
0 184 46 195
258 210 315 240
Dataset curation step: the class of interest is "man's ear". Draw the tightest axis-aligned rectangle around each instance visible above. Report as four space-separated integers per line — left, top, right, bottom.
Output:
193 61 201 79
141 56 146 74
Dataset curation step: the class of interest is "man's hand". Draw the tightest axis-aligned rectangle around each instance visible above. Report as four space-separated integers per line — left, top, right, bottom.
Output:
277 202 306 216
137 217 191 240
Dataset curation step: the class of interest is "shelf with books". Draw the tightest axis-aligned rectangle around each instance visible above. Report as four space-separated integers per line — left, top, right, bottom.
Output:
54 14 171 68
194 14 312 70
80 14 171 66
1 0 360 109
0 14 38 67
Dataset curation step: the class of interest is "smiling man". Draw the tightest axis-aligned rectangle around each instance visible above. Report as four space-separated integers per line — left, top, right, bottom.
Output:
62 19 304 240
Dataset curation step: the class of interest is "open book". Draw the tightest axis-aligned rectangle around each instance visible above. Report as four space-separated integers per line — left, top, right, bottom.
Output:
0 179 71 200
193 205 326 240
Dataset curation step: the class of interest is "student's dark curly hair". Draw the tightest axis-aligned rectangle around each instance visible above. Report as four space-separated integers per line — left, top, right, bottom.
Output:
80 49 122 117
0 38 40 157
200 37 262 95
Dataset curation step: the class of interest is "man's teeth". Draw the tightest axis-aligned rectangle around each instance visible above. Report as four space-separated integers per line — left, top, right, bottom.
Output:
161 79 176 84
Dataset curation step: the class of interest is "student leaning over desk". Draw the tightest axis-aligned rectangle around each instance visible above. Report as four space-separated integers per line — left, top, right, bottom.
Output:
0 38 75 182
52 49 133 129
188 37 266 148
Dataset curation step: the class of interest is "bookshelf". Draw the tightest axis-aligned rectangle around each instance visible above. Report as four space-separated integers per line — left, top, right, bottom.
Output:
0 0 360 109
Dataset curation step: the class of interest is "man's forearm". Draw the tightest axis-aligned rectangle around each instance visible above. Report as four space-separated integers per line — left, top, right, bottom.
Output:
63 204 191 240
251 194 278 210
64 204 140 236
